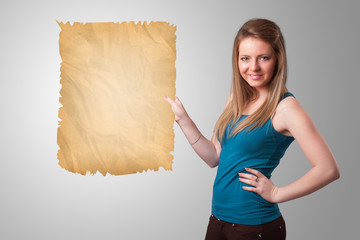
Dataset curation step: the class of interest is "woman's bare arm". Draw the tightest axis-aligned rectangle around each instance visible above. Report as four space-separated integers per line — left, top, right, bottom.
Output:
239 97 340 203
273 98 340 202
163 94 232 168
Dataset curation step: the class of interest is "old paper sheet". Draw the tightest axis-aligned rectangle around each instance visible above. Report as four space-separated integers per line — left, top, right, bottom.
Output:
57 21 176 176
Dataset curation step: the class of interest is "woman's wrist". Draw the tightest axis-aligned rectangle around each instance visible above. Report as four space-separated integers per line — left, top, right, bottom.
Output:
176 115 204 146
273 187 284 203
176 114 191 126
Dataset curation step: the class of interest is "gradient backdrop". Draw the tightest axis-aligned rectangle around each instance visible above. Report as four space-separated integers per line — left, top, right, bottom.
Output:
0 0 359 239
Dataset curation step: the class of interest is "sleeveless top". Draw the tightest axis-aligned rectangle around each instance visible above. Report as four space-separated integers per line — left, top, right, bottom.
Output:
211 92 295 225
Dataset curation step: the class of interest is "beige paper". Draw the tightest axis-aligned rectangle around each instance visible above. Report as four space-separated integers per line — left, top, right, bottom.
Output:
57 21 176 176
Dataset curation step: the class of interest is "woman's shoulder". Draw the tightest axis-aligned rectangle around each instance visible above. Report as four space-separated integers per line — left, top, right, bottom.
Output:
276 93 301 117
272 93 311 136
275 93 311 126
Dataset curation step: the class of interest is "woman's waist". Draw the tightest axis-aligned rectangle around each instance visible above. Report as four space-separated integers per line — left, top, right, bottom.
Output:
215 165 273 184
214 180 264 202
213 176 276 206
211 198 280 225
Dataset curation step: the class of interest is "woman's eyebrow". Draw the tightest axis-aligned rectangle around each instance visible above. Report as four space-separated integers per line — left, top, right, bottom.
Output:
239 53 273 56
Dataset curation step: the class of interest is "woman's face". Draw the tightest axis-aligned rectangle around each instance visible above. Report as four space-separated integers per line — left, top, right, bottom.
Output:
238 37 277 91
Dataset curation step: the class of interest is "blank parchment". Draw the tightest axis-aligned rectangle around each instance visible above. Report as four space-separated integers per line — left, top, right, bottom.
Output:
56 21 176 176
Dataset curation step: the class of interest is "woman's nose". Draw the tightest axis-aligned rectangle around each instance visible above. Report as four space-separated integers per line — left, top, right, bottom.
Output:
250 60 260 71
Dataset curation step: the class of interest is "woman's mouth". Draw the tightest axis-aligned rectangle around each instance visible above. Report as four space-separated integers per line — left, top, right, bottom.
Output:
249 74 262 80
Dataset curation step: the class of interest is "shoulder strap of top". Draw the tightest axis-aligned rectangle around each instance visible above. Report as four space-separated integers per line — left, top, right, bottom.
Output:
282 92 295 100
271 92 295 120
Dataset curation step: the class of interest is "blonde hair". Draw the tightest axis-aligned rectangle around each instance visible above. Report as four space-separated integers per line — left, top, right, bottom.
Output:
214 18 288 143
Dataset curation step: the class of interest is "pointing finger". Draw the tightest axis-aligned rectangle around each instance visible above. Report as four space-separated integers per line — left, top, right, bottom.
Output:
239 172 258 182
163 95 174 104
245 168 262 177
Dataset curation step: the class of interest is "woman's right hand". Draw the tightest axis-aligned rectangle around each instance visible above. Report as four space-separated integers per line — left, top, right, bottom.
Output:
163 94 221 168
163 95 189 124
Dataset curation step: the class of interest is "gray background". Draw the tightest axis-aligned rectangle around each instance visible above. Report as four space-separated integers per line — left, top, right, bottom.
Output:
0 0 359 239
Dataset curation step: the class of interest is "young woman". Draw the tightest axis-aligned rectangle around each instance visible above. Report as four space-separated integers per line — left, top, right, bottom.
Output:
164 18 339 240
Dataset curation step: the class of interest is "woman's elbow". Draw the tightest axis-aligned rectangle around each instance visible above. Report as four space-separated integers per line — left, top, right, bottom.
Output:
206 158 219 168
327 164 340 182
209 163 218 168
332 166 340 181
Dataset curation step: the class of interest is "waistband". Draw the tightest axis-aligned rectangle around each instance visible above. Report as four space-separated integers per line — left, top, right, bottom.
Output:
211 214 285 227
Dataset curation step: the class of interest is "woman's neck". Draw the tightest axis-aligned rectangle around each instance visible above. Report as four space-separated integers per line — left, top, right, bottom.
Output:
251 87 269 102
244 87 269 115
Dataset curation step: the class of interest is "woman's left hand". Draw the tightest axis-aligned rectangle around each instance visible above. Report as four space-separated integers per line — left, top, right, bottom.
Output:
239 168 279 203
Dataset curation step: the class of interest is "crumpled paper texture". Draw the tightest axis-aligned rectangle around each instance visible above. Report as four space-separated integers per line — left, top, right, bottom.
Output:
57 21 176 176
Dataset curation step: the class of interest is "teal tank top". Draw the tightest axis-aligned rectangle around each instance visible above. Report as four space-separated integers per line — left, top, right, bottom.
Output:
211 92 295 225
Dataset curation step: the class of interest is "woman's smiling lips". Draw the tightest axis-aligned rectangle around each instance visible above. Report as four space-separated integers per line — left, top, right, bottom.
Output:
249 74 262 80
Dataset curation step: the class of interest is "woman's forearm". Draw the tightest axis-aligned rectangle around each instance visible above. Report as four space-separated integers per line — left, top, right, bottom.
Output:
177 116 219 168
275 164 340 203
163 95 220 167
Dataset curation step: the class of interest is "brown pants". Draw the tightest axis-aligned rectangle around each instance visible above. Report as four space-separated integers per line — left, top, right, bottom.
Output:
205 214 286 240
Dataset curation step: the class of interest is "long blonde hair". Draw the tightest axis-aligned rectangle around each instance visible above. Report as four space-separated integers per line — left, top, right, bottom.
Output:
214 18 288 143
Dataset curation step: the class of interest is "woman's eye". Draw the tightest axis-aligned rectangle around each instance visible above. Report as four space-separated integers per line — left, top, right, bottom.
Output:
260 56 270 61
240 57 249 61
